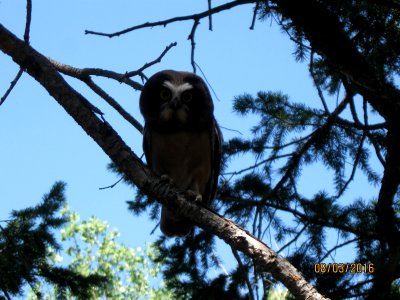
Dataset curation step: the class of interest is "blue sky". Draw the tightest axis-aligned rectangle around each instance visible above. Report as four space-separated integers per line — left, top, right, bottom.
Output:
0 0 381 279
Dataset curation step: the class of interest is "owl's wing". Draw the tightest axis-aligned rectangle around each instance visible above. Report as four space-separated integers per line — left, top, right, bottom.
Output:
206 119 223 205
142 125 153 169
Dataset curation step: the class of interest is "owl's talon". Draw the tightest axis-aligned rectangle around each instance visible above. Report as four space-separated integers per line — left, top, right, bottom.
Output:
160 174 173 184
186 190 202 203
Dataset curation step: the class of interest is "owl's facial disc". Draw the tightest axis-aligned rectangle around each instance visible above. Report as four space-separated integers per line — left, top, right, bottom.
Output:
159 81 193 123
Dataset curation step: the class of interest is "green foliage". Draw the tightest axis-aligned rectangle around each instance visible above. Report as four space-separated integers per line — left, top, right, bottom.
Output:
0 182 105 299
28 207 176 300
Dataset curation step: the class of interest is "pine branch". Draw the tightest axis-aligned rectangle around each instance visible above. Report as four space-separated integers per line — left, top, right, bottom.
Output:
272 0 400 120
0 23 329 300
270 94 349 195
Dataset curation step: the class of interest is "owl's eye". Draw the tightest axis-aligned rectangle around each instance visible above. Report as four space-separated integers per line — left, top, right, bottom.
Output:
181 91 193 103
160 89 171 101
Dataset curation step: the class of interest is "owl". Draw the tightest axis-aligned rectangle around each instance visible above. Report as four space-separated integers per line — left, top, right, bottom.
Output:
139 70 222 237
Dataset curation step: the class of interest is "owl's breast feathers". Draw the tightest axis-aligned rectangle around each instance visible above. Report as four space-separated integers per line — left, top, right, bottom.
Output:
143 122 221 205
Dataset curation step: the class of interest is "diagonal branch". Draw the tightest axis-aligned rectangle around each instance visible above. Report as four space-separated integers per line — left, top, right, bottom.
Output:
231 247 255 300
0 0 32 106
47 59 144 133
82 76 144 134
24 0 32 43
0 23 329 300
0 68 24 106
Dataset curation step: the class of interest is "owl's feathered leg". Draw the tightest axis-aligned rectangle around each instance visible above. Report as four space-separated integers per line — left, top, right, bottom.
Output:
160 186 201 237
160 206 192 237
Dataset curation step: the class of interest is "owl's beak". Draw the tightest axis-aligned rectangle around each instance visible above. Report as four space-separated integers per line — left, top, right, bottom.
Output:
170 97 182 109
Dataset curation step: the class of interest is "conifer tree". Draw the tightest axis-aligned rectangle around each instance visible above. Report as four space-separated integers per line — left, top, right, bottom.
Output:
0 182 105 299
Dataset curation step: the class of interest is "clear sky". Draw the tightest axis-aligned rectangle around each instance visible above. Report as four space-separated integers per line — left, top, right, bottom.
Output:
0 0 381 278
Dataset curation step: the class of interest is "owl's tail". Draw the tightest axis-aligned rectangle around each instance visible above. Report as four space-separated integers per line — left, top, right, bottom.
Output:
160 206 192 237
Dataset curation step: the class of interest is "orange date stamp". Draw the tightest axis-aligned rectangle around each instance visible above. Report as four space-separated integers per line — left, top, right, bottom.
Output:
314 263 374 274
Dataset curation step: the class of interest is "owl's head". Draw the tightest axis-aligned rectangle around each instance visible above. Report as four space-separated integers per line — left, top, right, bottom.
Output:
140 70 214 131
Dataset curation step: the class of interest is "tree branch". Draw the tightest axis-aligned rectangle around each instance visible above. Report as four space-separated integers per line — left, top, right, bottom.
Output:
271 94 349 194
123 42 177 78
0 23 329 300
84 0 255 37
0 0 31 106
231 247 255 300
82 76 144 134
221 194 377 240
0 68 23 106
48 58 143 90
24 0 32 43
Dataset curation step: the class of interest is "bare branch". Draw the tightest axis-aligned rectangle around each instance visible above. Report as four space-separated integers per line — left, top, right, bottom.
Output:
188 19 200 73
85 0 255 38
231 247 255 300
0 68 23 106
277 224 308 254
24 0 32 43
223 153 292 176
0 0 32 106
319 238 358 262
124 42 177 78
335 134 366 198
82 76 144 133
208 0 213 31
48 58 143 90
249 1 260 30
99 177 123 190
309 51 329 113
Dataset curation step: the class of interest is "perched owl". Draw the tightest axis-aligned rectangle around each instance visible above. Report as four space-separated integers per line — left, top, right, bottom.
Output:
140 70 222 237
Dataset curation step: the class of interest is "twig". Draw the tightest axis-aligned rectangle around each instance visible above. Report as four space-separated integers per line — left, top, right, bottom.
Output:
24 0 32 43
0 0 32 106
195 62 221 102
249 1 260 30
219 126 243 135
85 0 254 38
335 133 366 198
83 76 144 133
124 42 177 78
310 51 329 113
277 224 308 254
48 58 143 90
0 69 24 106
188 19 200 73
208 0 213 31
48 59 144 132
231 247 255 300
222 153 292 176
99 177 124 190
319 238 359 262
